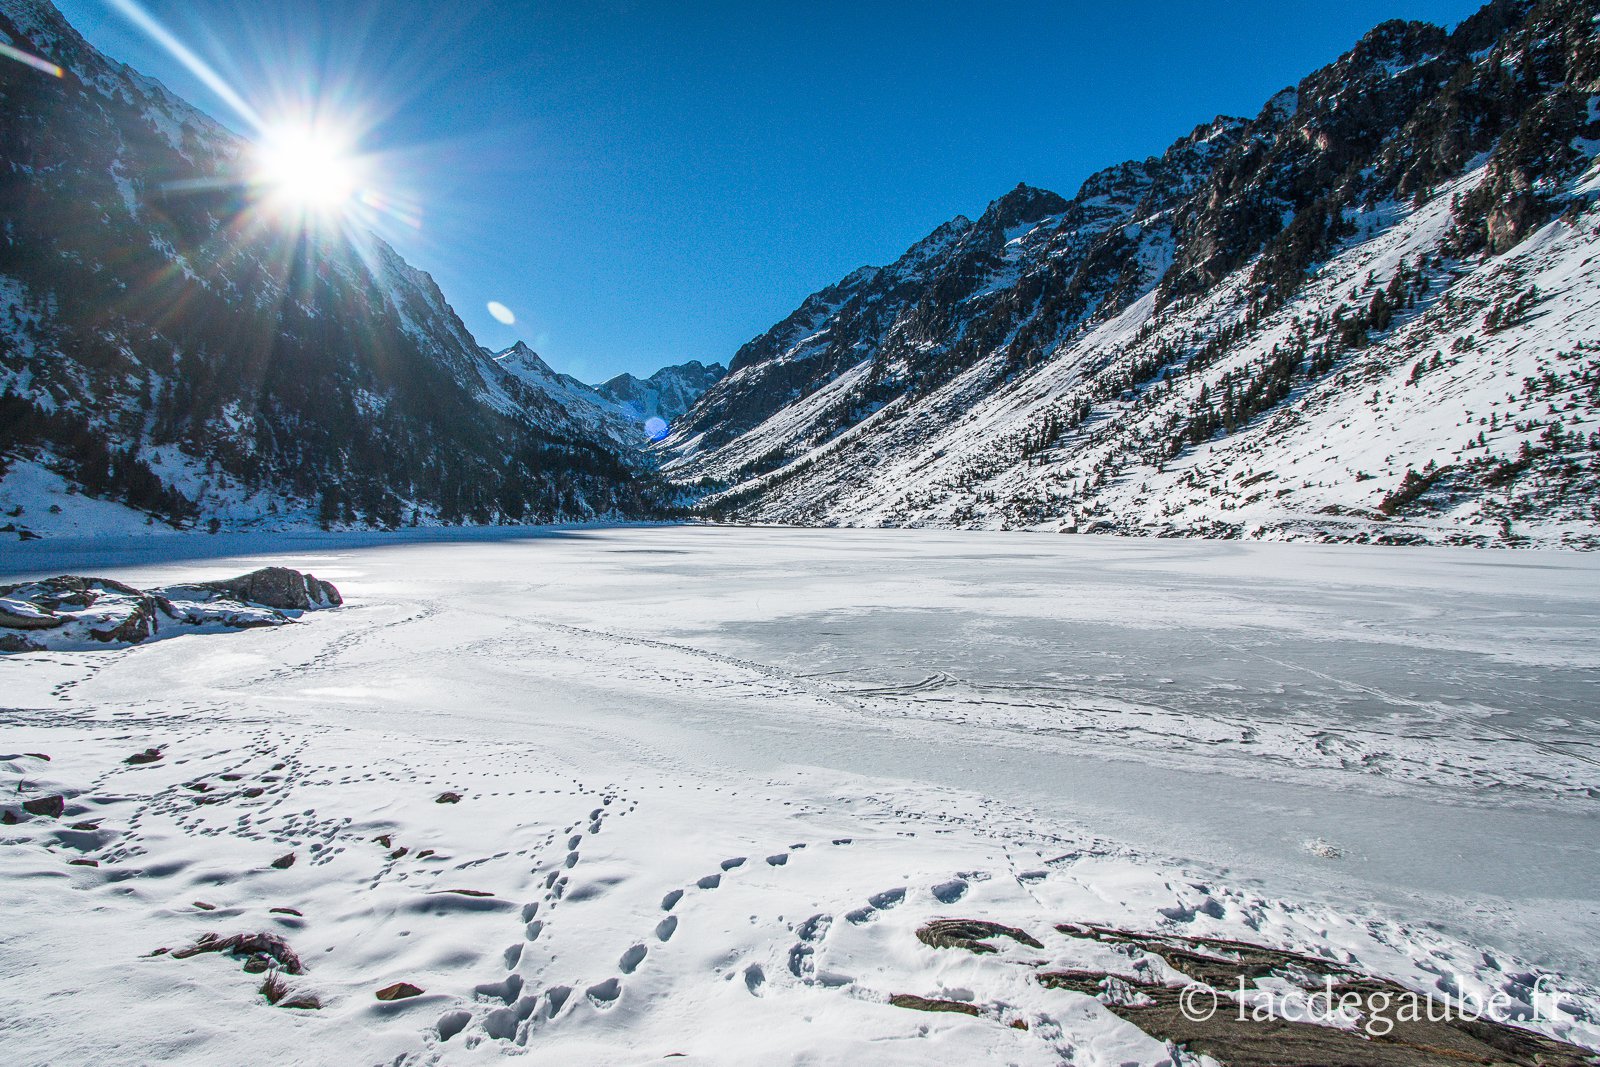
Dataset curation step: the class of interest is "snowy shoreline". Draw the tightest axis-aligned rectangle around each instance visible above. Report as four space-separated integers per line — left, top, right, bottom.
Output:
2 528 1596 1063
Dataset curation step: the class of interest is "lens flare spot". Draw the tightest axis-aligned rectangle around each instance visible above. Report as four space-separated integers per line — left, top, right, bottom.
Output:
0 42 64 78
487 301 517 325
644 417 670 443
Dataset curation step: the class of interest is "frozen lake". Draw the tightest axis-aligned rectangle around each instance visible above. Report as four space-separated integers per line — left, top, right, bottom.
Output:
2 527 1597 1063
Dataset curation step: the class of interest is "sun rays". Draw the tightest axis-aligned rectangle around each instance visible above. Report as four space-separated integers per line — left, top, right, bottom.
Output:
253 122 362 214
97 0 423 249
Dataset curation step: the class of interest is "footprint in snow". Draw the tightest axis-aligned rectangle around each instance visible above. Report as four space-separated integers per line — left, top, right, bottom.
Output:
766 853 788 866
661 889 683 911
696 873 721 890
475 973 523 1004
846 887 906 924
586 977 621 1007
744 963 765 996
869 887 906 909
540 985 571 1019
932 877 969 903
655 915 678 942
788 913 831 979
720 856 745 870
437 1010 472 1041
619 944 647 974
481 1006 519 1041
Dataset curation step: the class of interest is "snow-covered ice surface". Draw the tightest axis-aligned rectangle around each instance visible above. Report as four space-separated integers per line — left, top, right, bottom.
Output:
1 526 1597 1065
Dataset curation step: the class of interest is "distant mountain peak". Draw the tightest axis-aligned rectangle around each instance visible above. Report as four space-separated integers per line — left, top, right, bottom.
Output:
597 360 727 424
979 183 1070 231
492 342 559 379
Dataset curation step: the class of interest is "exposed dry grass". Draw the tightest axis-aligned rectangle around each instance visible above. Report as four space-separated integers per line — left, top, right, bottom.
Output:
258 969 290 1005
259 968 322 1010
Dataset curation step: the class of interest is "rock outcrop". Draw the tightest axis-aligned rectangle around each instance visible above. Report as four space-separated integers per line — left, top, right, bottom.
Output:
191 567 342 610
0 567 342 652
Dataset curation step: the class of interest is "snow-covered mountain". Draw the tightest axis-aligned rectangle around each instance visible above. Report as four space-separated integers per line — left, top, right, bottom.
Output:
596 361 727 424
666 0 1600 549
490 343 724 450
0 0 674 537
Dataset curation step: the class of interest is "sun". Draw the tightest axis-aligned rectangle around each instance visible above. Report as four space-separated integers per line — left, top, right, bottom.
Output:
253 122 362 214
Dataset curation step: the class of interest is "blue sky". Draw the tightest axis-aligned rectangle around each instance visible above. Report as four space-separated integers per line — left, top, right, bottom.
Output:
54 0 1486 383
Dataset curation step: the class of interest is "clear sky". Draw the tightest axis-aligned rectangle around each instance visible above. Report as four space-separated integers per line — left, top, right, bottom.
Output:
52 0 1486 383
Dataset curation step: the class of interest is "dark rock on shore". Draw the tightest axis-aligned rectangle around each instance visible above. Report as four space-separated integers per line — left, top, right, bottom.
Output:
1034 923 1594 1067
20 795 65 818
192 567 342 610
0 568 341 653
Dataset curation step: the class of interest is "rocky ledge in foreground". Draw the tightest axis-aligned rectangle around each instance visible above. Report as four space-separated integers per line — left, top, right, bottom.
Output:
0 567 341 653
895 918 1596 1066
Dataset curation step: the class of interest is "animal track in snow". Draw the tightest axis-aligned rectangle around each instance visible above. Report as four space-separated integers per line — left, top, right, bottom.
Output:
619 944 647 974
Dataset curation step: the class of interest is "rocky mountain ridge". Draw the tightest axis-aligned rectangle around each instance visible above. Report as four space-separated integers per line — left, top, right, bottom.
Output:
665 0 1600 548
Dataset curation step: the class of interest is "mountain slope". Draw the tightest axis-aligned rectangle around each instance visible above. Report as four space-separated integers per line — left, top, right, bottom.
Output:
0 0 671 537
666 0 1600 548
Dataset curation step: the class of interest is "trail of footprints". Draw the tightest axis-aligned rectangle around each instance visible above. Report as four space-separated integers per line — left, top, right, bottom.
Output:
444 823 1013 1049
31 727 1072 1053
25 730 1048 1049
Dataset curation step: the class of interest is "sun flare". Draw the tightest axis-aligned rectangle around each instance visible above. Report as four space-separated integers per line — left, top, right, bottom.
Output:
253 123 361 213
